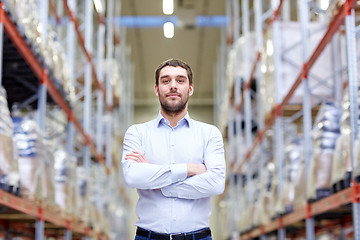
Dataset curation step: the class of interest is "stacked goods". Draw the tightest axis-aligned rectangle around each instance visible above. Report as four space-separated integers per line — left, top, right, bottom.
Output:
332 88 360 191
308 102 341 201
0 87 19 194
54 150 77 215
280 134 303 214
261 21 333 116
4 0 75 104
76 166 88 222
12 116 53 201
40 140 55 206
257 161 276 225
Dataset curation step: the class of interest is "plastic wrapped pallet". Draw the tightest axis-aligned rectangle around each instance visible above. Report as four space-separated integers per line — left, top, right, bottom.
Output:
238 178 252 232
293 161 307 210
332 89 356 191
280 135 303 214
54 149 77 216
76 166 89 223
0 87 19 194
88 163 107 229
39 140 55 206
261 21 334 117
308 102 341 201
12 116 44 201
255 161 275 225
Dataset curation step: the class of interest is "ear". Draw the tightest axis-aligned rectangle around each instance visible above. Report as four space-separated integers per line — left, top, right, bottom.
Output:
154 84 159 96
189 84 194 96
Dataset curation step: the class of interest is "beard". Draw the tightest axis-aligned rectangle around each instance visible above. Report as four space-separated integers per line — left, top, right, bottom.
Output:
159 91 189 115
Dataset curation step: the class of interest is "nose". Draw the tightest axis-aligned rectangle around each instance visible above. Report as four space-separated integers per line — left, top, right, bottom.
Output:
169 79 177 90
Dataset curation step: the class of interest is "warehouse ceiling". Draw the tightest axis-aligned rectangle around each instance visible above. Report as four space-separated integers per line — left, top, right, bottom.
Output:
120 0 226 123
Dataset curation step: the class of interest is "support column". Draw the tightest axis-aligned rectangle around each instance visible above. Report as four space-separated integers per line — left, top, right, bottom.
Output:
105 0 115 221
298 1 315 239
83 0 94 171
345 1 360 239
36 0 49 238
271 0 285 239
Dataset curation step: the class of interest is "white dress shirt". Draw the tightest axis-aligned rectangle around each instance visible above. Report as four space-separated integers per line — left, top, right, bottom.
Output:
122 112 226 234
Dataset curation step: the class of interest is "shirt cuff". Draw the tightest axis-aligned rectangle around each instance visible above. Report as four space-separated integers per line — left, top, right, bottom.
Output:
170 164 187 183
161 164 187 198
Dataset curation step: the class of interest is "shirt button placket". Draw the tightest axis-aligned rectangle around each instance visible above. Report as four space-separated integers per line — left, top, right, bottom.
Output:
170 128 175 164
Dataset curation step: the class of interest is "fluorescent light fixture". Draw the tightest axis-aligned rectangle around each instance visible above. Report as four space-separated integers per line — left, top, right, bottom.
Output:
163 22 174 38
320 0 329 10
163 0 174 15
94 0 103 13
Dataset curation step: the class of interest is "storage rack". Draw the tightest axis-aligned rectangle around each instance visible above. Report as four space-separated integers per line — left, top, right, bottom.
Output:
0 0 133 239
215 0 360 239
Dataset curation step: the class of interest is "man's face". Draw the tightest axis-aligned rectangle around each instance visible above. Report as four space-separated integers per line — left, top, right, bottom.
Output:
154 66 193 114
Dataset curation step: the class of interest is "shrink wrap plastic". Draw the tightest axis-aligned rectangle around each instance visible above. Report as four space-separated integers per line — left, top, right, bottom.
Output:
54 150 76 215
220 34 258 133
238 137 273 228
239 160 262 231
76 166 89 222
12 116 55 202
332 89 357 188
257 161 276 225
261 21 333 116
88 164 108 231
308 102 341 200
280 135 303 214
238 175 251 232
0 87 19 193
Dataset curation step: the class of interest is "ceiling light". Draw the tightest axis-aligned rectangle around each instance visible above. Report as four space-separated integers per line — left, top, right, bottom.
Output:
320 0 329 10
163 22 174 38
93 0 103 13
163 0 174 15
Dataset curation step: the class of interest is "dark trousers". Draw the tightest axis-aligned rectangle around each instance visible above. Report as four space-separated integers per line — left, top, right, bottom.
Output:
134 227 212 240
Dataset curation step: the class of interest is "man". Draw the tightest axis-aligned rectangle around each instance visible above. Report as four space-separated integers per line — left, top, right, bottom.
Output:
122 59 226 240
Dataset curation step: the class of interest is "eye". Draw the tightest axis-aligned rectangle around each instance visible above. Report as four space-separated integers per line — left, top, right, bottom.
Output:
177 78 185 83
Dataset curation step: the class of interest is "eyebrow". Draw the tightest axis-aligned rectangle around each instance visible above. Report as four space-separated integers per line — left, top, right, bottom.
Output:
160 75 187 79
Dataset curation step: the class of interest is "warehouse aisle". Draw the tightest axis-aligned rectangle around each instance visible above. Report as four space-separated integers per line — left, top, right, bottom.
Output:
0 0 360 240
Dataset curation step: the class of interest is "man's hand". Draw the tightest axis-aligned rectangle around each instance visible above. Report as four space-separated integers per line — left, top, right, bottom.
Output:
125 150 149 163
187 163 206 177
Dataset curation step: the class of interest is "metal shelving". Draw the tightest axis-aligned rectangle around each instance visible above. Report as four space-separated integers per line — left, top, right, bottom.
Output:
0 0 133 239
217 0 360 239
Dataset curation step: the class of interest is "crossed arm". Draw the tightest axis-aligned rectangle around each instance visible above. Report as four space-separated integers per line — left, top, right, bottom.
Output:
121 125 226 199
125 150 207 177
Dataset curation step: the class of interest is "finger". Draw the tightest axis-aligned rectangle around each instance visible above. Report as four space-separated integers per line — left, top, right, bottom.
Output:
131 150 148 163
125 155 141 162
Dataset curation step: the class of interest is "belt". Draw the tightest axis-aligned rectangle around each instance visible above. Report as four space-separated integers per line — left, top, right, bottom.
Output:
136 227 211 240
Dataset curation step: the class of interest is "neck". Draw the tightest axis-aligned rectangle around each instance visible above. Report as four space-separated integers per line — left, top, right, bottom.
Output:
161 108 187 127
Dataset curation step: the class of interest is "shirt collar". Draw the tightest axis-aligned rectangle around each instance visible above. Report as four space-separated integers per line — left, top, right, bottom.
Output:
156 111 192 128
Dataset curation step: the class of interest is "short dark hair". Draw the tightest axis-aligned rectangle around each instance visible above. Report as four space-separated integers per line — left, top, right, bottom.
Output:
155 59 193 86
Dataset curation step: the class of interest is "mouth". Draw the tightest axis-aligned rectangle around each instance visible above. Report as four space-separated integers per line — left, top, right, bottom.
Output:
166 93 180 98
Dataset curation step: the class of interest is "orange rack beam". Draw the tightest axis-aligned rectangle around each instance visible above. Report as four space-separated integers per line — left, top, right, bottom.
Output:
0 190 97 236
241 183 360 239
